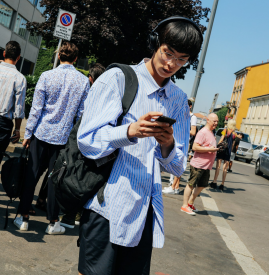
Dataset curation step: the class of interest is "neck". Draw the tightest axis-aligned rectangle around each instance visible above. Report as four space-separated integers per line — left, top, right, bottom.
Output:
4 59 17 65
60 61 73 65
205 124 213 132
145 57 166 87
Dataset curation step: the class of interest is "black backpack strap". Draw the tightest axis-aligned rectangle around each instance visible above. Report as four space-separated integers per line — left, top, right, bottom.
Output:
105 63 138 126
97 63 138 204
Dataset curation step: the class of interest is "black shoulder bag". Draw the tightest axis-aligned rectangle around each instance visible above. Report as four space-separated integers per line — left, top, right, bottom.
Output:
50 63 138 215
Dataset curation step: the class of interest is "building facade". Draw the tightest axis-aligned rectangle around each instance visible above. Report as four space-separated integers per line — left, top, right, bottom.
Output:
240 94 269 146
0 0 45 75
228 62 269 130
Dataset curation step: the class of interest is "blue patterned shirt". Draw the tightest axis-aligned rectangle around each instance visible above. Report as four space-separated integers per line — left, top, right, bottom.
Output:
78 59 190 248
25 65 90 144
0 62 26 120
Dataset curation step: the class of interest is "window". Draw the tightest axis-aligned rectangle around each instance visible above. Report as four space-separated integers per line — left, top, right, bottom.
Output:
265 103 269 119
258 101 264 118
36 0 46 14
252 105 257 118
14 15 28 39
0 1 13 28
28 0 35 4
29 33 40 47
21 59 34 75
241 134 251 143
255 145 263 150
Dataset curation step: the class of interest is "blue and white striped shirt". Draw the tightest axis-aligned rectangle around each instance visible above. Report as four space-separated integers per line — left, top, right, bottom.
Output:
78 59 190 248
0 62 26 120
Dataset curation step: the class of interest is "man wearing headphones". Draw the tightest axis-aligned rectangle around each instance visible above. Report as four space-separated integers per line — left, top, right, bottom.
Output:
77 16 203 275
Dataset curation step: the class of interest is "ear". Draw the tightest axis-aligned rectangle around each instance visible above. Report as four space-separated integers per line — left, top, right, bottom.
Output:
58 53 60 60
73 57 78 63
3 51 6 58
89 76 94 85
17 55 21 61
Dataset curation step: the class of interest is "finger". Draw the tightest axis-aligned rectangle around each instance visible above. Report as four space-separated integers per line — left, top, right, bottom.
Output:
142 112 163 121
159 126 173 134
140 127 166 133
140 121 169 128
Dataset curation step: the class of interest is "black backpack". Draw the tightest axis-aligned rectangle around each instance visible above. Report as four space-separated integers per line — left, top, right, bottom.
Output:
50 63 138 214
1 148 28 229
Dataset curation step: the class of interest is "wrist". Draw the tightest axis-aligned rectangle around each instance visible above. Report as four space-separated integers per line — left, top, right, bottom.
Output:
127 123 136 139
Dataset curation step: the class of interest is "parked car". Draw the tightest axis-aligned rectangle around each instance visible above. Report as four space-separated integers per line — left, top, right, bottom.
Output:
215 128 253 163
252 145 268 160
252 144 258 150
255 149 269 176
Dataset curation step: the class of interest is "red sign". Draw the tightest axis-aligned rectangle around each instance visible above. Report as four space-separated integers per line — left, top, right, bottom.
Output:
60 13 73 27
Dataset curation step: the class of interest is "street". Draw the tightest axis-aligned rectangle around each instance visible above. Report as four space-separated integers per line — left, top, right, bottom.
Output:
0 157 268 275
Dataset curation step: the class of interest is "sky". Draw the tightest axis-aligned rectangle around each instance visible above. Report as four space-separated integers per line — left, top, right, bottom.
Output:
175 0 269 114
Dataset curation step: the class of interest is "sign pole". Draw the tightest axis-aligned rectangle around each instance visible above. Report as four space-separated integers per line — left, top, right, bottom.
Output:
53 39 62 69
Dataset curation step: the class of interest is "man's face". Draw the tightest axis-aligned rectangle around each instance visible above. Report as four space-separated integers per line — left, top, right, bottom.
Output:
238 134 243 140
207 116 219 130
153 44 190 79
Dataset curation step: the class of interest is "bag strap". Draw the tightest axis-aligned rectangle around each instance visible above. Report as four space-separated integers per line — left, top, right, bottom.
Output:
105 63 138 126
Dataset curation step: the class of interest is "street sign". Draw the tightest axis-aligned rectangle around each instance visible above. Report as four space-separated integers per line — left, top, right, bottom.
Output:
53 9 76 41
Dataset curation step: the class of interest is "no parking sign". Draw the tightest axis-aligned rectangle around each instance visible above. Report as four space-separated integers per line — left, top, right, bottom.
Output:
54 9 76 41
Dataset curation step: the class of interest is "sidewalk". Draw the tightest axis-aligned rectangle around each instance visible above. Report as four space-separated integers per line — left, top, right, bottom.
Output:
0 163 244 274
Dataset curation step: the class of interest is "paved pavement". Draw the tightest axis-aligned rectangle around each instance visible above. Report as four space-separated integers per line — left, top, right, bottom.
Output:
1 155 265 274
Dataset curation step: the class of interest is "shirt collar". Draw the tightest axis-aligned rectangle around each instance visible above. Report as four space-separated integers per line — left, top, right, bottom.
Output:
138 58 173 98
57 64 76 69
0 61 17 69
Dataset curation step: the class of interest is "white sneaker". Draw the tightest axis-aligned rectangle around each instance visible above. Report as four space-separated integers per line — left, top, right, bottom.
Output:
174 189 180 194
45 221 65 235
14 216 28 231
162 186 176 194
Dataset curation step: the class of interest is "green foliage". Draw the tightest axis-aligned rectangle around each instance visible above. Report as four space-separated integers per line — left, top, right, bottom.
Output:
216 107 228 130
76 68 89 76
34 41 55 77
25 75 40 118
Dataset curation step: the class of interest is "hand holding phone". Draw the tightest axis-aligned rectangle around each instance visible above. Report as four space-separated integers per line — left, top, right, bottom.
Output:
155 115 176 126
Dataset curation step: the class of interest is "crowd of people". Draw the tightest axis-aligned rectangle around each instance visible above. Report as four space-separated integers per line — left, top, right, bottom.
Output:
0 16 242 275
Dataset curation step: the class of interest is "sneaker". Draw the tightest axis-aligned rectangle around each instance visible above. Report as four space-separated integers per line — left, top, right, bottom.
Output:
188 204 198 212
60 214 75 228
75 212 81 226
227 169 232 173
14 216 29 231
162 186 176 194
181 206 196 215
210 182 217 189
45 221 65 235
219 184 224 191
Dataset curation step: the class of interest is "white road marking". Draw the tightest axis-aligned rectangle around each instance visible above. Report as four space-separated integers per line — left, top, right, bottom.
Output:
200 190 267 275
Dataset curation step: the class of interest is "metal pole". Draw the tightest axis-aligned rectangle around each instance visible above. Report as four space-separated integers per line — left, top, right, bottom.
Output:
53 39 62 69
190 0 219 109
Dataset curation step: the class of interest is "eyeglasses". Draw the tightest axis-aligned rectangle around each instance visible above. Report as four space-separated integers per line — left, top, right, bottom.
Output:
160 47 190 67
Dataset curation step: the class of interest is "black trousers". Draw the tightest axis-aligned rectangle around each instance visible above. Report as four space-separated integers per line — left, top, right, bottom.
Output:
0 116 13 164
78 205 153 275
19 135 64 220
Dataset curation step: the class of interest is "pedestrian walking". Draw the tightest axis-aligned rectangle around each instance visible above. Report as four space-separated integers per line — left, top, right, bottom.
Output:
163 99 197 195
181 113 219 215
14 42 90 234
210 119 237 191
88 63 106 85
77 16 203 275
228 132 243 172
0 41 26 164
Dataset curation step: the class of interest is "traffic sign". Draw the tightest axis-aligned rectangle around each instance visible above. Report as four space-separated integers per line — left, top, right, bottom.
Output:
54 9 76 41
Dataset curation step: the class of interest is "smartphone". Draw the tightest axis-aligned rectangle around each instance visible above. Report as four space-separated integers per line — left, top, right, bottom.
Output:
155 115 176 126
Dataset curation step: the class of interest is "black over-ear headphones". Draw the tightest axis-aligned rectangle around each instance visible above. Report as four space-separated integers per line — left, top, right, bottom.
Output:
148 16 203 51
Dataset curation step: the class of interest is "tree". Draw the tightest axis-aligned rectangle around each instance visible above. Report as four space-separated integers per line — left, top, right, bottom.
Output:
216 107 228 130
28 0 209 80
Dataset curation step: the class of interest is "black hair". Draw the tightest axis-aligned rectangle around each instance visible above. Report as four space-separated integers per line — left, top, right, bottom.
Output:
188 100 193 107
158 20 203 63
238 132 244 138
88 63 106 83
5 41 21 61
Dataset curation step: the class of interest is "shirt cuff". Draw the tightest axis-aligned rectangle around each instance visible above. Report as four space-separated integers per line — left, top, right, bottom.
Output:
110 123 138 148
154 143 176 166
24 130 32 140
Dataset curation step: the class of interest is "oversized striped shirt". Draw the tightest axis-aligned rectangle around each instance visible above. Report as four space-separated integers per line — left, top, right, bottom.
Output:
77 59 190 248
0 62 26 120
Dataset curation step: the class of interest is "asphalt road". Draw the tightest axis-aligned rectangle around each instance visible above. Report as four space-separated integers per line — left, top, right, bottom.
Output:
207 160 269 273
0 153 267 274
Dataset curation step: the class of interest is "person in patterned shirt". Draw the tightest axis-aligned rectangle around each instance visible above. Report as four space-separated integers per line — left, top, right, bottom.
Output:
14 42 90 234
